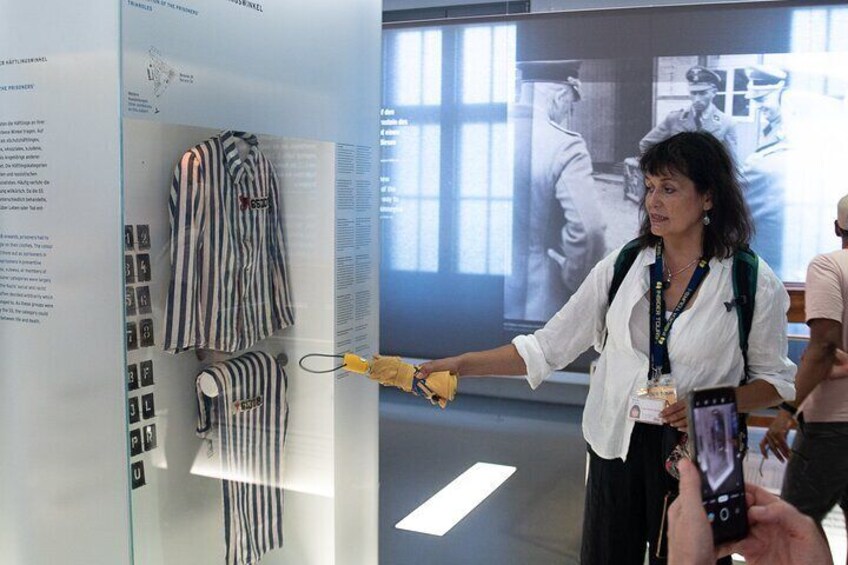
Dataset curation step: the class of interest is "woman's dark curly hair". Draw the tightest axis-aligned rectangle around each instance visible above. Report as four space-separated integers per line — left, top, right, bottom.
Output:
638 131 753 259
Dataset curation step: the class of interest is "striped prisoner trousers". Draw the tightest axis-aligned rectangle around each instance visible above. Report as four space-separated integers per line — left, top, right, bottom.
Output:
196 351 287 565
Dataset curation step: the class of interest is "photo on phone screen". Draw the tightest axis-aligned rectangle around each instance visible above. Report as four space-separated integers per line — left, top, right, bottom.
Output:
689 387 748 544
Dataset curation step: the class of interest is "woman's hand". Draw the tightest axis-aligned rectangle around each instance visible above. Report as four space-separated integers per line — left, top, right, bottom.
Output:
661 399 689 432
758 409 795 462
418 355 463 378
417 345 527 380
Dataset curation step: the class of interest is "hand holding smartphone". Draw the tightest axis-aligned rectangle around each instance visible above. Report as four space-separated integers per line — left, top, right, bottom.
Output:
687 386 749 544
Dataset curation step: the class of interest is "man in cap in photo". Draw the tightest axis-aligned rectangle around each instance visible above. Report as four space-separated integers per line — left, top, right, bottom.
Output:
506 60 606 322
746 64 788 148
742 64 790 277
639 64 738 158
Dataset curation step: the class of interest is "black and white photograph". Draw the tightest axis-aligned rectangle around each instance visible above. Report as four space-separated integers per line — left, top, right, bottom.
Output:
505 50 848 325
505 57 643 323
380 4 848 369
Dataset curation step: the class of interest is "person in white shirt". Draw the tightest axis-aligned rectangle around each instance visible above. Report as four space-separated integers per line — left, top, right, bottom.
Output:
420 131 795 565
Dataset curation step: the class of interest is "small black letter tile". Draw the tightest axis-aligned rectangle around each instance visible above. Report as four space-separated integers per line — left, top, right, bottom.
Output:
137 225 151 250
125 255 136 284
143 424 158 451
139 318 155 348
141 393 155 420
136 254 151 283
127 364 139 391
136 286 152 315
129 428 143 457
128 397 140 424
124 225 135 250
131 461 146 489
140 360 154 387
126 322 138 351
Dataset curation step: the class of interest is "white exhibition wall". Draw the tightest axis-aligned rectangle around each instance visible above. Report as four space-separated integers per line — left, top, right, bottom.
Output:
0 1 128 564
0 1 381 564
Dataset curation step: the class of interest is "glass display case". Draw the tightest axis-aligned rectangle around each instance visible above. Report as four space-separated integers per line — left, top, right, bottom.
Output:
0 1 381 564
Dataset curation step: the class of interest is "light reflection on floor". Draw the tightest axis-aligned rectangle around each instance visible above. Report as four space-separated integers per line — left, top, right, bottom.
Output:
382 393 846 565
380 388 585 565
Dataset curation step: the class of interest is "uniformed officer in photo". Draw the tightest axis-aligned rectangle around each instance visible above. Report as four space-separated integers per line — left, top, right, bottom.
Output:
742 64 789 278
745 64 787 147
639 65 738 159
508 60 606 322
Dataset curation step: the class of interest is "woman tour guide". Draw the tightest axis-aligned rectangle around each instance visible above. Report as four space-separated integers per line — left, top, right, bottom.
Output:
419 131 795 564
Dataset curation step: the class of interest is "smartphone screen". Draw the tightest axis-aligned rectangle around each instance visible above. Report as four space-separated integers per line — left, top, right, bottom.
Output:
689 387 748 544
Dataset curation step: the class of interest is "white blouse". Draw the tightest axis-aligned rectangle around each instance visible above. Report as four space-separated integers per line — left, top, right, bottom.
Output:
513 244 796 461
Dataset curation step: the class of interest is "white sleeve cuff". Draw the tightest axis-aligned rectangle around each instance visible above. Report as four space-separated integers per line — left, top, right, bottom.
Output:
749 371 796 402
512 334 553 390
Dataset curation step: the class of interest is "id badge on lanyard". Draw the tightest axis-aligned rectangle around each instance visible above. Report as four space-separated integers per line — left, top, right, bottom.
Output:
628 242 708 425
629 368 677 425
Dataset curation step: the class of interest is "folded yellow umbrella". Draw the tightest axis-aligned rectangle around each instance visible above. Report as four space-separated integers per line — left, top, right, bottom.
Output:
299 353 457 408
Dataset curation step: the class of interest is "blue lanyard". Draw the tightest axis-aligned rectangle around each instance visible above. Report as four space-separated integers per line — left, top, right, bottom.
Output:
650 241 710 375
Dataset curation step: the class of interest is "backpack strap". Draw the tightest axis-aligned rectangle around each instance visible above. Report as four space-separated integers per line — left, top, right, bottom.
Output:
608 238 643 307
603 239 642 350
607 240 759 378
731 246 759 385
731 246 758 454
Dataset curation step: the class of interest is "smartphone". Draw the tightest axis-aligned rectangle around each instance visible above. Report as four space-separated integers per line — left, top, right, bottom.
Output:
687 386 748 544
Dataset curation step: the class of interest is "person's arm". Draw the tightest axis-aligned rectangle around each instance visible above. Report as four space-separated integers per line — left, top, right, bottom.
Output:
418 344 526 379
735 379 782 413
639 112 673 154
759 319 841 460
661 380 782 432
422 247 620 387
794 318 842 403
795 255 845 402
723 121 739 164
